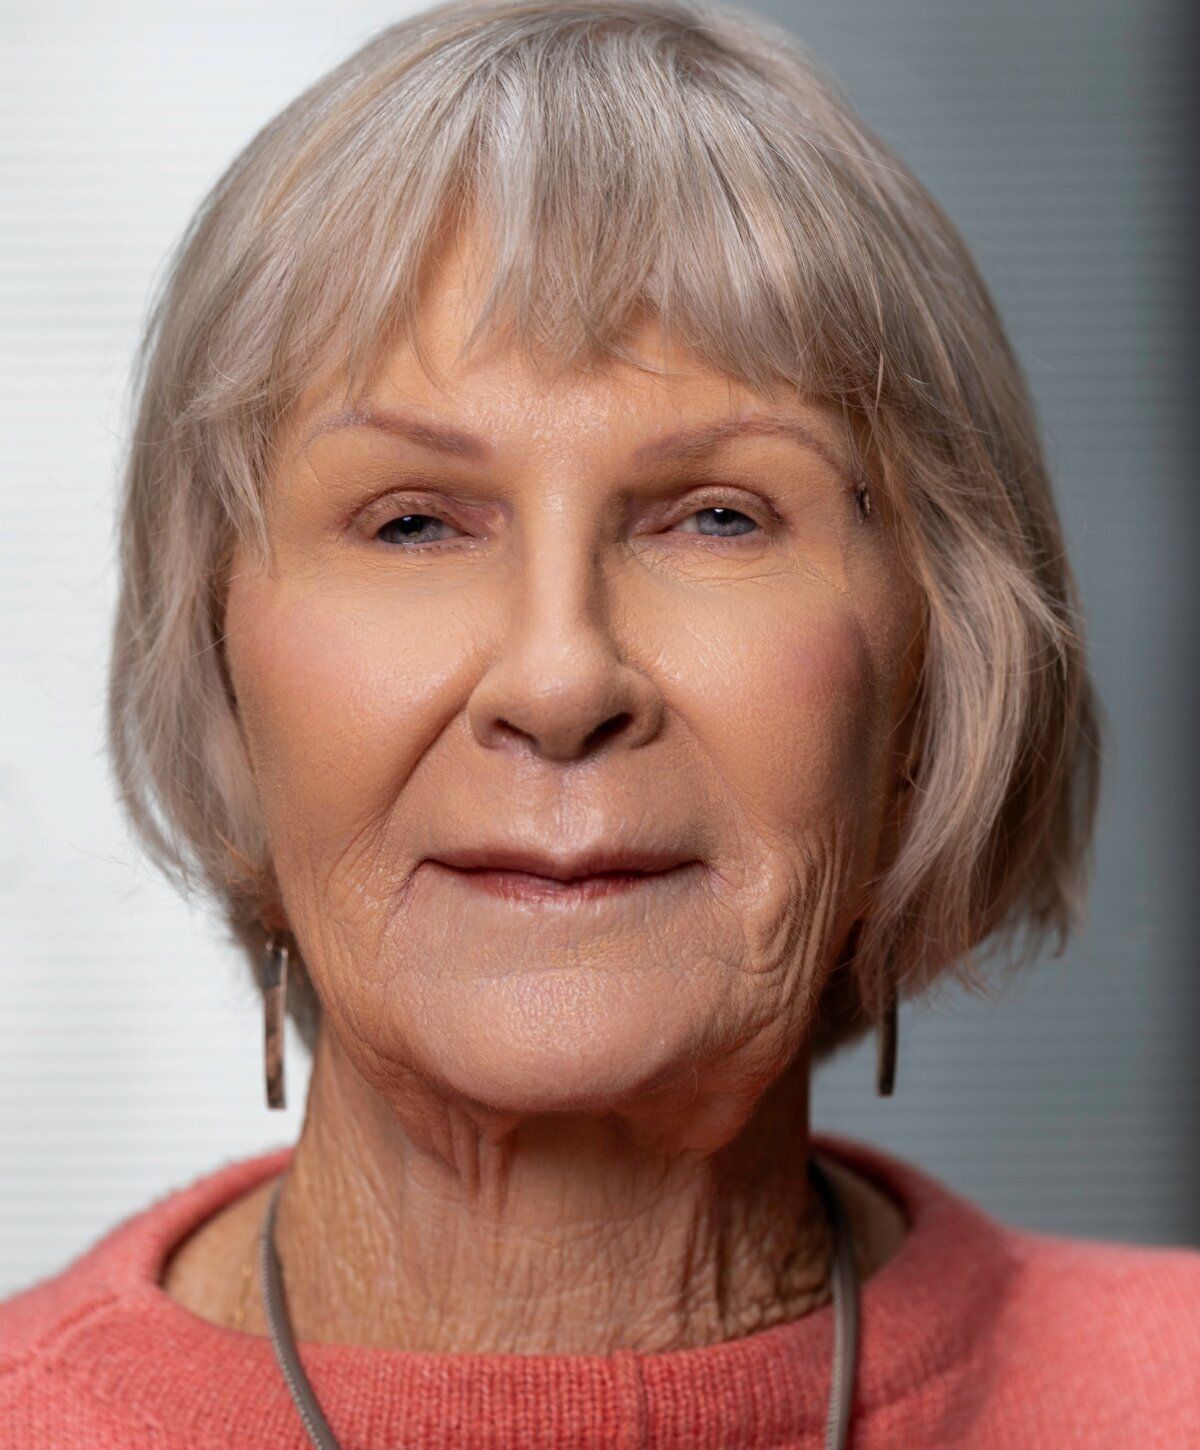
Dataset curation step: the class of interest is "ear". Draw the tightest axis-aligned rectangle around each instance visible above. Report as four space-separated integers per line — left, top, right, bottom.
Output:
260 903 290 935
258 858 290 936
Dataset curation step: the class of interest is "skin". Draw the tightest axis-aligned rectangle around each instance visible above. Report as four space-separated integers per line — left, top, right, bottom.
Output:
161 232 923 1353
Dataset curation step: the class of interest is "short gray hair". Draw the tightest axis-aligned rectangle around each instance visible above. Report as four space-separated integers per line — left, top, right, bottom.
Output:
107 0 1103 1065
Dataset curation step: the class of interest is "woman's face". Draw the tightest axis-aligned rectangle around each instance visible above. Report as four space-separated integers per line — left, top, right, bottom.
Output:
224 241 923 1149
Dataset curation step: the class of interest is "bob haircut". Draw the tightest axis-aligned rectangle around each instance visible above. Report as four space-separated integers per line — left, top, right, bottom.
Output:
107 0 1102 1066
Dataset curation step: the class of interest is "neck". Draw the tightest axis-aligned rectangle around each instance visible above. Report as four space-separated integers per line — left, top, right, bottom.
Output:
238 1026 898 1354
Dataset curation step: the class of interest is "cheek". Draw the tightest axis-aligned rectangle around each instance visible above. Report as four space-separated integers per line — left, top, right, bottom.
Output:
695 602 884 832
225 575 449 849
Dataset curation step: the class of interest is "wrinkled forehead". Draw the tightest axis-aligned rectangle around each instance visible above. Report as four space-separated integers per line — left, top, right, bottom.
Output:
270 214 856 451
280 296 861 496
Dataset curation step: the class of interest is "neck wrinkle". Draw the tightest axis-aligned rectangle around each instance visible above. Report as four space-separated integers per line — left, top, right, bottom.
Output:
264 1031 847 1355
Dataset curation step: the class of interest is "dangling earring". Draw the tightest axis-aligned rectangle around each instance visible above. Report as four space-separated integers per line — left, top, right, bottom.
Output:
875 754 915 1096
263 932 289 1110
875 952 898 1096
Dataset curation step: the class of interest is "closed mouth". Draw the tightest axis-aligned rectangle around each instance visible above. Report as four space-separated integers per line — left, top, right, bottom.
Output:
427 859 692 902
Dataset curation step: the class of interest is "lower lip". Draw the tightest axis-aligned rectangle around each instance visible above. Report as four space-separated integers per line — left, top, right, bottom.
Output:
429 863 688 903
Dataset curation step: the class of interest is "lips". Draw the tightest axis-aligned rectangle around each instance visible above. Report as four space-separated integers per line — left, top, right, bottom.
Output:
430 844 691 883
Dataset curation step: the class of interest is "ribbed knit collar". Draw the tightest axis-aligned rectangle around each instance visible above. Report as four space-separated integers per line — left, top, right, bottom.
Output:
52 1131 1017 1447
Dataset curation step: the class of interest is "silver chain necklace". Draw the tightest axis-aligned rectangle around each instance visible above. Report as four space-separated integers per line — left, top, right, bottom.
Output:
259 1153 859 1450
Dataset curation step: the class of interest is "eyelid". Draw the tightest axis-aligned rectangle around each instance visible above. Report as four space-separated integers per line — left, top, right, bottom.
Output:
350 486 486 536
349 479 784 538
661 482 782 528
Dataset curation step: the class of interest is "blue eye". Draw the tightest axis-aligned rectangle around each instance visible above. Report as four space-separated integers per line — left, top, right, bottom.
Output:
375 513 460 546
675 506 759 538
370 501 763 548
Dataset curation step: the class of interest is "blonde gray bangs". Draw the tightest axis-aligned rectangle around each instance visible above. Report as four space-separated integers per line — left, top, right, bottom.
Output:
109 0 1102 1064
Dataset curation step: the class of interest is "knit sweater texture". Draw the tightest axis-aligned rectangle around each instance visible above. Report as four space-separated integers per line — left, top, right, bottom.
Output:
2 1130 1198 1447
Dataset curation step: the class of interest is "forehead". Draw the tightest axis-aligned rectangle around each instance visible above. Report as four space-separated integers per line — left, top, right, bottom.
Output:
283 230 853 466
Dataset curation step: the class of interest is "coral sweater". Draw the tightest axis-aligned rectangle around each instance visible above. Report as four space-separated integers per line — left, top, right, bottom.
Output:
1 1130 1198 1447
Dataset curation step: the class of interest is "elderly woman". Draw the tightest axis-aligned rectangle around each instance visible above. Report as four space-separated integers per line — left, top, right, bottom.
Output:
3 0 1198 1445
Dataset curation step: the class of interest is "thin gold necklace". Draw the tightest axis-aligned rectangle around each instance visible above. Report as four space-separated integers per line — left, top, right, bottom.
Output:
231 1248 255 1332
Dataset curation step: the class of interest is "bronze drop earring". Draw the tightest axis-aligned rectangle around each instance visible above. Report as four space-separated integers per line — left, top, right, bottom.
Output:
263 932 289 1110
876 954 898 1096
875 760 913 1097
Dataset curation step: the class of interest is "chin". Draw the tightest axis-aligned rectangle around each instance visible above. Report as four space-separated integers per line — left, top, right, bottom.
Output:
403 977 692 1115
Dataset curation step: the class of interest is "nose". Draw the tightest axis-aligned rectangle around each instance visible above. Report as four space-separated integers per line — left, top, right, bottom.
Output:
465 543 665 764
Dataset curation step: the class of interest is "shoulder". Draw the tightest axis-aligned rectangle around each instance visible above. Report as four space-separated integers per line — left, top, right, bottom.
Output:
1006 1225 1200 1324
0 1229 131 1444
834 1129 1200 1442
988 1227 1200 1435
0 1150 288 1445
0 1147 289 1365
0 1232 123 1367
0 1162 215 1361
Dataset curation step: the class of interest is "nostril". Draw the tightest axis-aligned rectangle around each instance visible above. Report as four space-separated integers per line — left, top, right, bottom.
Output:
585 712 633 749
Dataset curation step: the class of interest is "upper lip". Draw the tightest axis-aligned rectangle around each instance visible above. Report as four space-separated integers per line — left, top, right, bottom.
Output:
430 844 693 882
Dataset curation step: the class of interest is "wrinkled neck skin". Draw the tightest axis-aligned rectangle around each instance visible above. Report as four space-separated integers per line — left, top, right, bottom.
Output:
236 1021 903 1355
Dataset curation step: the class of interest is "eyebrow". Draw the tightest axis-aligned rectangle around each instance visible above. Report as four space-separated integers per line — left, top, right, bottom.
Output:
303 404 857 487
303 405 490 460
630 414 852 482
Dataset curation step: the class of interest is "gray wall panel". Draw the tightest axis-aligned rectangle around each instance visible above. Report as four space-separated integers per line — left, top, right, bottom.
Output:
775 0 1200 1244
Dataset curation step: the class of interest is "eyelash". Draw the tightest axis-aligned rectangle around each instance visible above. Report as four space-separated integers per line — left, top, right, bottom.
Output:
365 492 772 551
